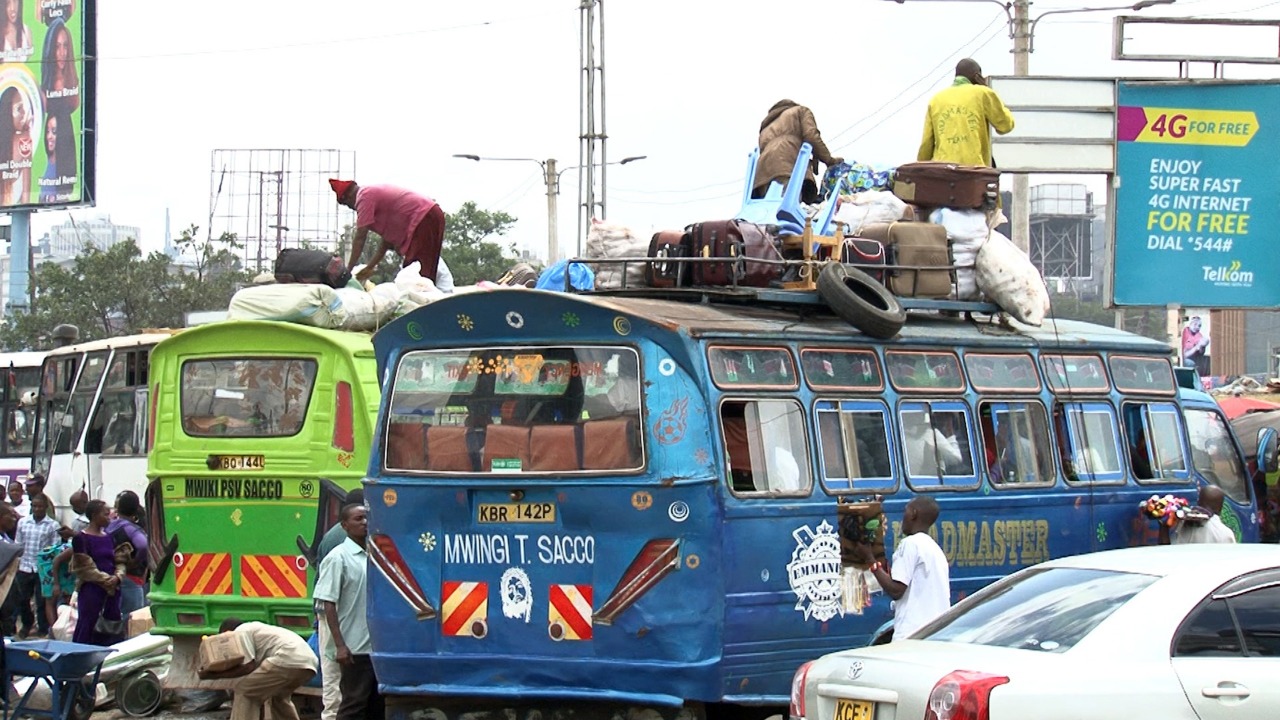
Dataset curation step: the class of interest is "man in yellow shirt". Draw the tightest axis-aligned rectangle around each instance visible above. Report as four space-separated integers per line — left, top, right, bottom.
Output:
918 59 1015 167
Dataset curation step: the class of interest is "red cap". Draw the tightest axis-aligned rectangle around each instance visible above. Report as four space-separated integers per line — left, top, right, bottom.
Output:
329 179 355 201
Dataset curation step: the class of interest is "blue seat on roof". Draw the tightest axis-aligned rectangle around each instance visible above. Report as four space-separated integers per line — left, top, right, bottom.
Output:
736 142 812 236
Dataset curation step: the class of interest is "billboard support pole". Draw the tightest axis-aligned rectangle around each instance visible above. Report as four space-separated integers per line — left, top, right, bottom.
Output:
8 211 30 314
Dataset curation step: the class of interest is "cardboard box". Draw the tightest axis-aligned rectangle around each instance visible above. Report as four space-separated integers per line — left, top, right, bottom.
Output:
198 631 253 674
127 606 155 638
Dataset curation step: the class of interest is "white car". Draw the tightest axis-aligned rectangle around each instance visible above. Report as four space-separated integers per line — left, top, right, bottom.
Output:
791 544 1280 720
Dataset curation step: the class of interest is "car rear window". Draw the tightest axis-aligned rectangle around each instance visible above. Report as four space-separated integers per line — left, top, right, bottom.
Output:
916 567 1156 652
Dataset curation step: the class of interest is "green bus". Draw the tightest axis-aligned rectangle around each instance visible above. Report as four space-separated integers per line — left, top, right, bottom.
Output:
144 320 379 688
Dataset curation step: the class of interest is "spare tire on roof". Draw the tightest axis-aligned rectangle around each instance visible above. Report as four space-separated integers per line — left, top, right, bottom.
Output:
817 263 906 340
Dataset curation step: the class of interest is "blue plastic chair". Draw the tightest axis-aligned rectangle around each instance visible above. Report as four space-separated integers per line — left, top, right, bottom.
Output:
736 142 813 236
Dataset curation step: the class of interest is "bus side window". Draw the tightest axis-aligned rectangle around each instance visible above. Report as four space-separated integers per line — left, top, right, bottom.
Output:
980 402 1055 487
1123 402 1188 482
815 400 894 492
1056 402 1124 483
901 401 976 487
721 399 811 496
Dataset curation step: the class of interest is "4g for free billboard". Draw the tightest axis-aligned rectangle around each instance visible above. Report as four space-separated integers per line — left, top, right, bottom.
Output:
1114 81 1278 308
0 0 95 210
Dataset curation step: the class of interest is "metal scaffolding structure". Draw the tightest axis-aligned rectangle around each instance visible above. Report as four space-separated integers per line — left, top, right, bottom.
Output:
1029 183 1094 280
208 149 357 273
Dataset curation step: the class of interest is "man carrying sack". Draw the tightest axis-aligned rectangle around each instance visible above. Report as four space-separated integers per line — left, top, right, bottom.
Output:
198 618 318 720
329 179 447 285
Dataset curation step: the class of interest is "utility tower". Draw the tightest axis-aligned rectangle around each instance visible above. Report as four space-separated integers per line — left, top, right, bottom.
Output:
577 0 606 256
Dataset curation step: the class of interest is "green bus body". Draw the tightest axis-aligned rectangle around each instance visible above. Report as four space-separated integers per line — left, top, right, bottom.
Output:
145 320 380 637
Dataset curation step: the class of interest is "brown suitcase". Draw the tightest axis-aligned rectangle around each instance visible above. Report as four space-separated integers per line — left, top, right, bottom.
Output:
854 222 951 298
892 162 999 209
645 230 692 288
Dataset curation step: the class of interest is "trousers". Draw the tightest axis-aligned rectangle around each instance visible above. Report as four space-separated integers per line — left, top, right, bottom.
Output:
337 654 384 720
229 659 314 720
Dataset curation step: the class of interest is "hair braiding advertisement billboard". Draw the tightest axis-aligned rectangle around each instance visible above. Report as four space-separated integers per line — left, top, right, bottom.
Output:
0 0 94 210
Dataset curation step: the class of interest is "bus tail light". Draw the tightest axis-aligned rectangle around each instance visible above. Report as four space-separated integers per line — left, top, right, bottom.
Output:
593 538 680 625
369 533 436 620
333 382 354 452
176 613 206 626
923 670 1009 720
789 661 813 720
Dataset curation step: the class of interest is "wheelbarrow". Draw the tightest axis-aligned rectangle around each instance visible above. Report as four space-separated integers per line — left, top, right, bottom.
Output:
4 640 115 720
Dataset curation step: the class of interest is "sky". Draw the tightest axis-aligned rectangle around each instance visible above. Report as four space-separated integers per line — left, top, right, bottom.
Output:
26 0 1280 263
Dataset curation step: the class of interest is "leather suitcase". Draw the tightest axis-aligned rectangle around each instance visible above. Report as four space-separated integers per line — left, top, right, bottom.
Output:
645 230 692 288
892 162 999 210
689 220 783 288
855 222 951 298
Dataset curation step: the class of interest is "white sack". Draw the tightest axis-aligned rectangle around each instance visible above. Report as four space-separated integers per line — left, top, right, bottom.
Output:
334 286 399 331
930 207 991 301
832 190 908 231
586 219 647 289
976 230 1052 326
228 284 345 328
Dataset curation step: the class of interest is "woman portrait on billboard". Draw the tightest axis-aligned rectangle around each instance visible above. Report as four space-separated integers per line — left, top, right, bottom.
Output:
0 0 33 62
38 110 73 204
40 17 77 115
0 85 34 205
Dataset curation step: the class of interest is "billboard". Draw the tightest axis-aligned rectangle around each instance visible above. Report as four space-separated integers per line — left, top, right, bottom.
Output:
1113 81 1279 307
0 0 94 211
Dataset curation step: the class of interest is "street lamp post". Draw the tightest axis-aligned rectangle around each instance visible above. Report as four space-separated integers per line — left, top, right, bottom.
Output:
453 154 646 262
885 0 1175 253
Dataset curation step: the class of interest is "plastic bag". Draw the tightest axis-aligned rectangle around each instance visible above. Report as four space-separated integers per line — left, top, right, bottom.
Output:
52 593 77 641
975 230 1052 326
832 190 908 232
931 208 992 301
535 260 595 292
585 219 647 289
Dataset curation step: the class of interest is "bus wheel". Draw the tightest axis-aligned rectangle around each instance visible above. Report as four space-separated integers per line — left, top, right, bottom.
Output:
817 263 905 339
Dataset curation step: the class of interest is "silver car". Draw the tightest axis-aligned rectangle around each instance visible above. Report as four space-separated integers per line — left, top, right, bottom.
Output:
791 544 1280 720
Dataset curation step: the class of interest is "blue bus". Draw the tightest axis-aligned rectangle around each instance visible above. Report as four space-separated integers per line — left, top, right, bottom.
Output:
364 288 1260 720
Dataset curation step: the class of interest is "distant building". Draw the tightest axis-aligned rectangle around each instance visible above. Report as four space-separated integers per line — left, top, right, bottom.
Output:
46 216 142 260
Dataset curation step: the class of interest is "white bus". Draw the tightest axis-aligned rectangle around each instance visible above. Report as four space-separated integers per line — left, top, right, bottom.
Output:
0 351 48 493
32 332 179 518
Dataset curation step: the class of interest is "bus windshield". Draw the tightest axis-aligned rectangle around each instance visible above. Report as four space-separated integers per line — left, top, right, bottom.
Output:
1184 407 1248 501
181 358 318 437
386 345 643 474
33 351 108 477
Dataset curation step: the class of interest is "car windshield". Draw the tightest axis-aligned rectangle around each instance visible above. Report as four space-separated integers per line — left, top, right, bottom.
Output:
916 567 1156 652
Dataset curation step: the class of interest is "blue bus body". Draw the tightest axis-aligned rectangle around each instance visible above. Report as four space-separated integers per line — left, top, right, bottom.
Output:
366 289 1256 716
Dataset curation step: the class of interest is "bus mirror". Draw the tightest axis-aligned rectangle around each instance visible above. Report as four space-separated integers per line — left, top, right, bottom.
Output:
1259 428 1280 474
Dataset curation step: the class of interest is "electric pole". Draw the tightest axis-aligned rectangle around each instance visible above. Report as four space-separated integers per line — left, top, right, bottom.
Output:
1011 0 1031 254
545 159 559 263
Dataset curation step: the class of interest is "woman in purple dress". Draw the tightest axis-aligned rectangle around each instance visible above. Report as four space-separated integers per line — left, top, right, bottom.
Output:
51 500 123 645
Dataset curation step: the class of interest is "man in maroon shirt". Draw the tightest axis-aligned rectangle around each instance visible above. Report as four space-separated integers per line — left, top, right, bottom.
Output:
330 179 447 284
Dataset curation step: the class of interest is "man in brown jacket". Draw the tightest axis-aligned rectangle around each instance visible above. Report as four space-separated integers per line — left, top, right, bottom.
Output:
752 100 843 205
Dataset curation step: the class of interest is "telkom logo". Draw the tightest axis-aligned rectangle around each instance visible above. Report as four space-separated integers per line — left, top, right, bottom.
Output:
1202 260 1254 287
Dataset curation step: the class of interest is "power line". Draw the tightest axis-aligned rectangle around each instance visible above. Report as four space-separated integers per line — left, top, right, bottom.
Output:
93 8 573 61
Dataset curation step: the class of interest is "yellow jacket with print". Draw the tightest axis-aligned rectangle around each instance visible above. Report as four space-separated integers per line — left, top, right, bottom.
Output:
917 78 1015 167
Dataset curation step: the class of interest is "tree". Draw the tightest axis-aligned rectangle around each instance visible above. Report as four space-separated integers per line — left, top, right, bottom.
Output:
440 202 520 286
335 201 521 287
0 230 251 349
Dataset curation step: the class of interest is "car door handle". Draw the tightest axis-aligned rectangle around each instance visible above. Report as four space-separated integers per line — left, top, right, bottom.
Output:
1203 684 1250 699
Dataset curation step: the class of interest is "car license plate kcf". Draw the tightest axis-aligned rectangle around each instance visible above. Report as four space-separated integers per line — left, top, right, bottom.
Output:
833 698 872 720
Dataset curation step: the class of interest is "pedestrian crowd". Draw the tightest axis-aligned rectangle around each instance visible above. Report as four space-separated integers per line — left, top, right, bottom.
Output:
0 475 149 647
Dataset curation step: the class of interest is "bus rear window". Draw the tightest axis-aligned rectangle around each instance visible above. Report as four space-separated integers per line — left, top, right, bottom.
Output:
387 346 643 474
181 359 318 437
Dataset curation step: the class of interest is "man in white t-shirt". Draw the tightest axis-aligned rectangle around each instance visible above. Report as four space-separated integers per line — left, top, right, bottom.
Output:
1161 485 1237 545
856 496 951 641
